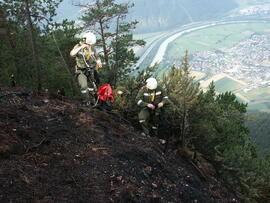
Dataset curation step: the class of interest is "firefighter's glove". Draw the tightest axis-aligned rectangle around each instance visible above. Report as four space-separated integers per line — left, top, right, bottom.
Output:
96 59 102 68
80 43 89 49
96 59 102 71
157 102 164 109
147 103 155 109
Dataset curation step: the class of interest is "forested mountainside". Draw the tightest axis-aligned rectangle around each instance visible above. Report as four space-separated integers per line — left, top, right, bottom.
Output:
57 0 270 32
127 0 237 32
57 0 237 32
246 112 270 156
235 0 270 6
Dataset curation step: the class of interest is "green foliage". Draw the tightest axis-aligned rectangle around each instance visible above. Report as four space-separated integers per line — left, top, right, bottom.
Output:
246 112 270 156
0 0 65 91
2 0 63 26
162 51 200 147
155 52 270 202
113 65 157 112
4 0 64 91
109 33 144 85
0 0 80 95
193 83 270 202
39 20 81 96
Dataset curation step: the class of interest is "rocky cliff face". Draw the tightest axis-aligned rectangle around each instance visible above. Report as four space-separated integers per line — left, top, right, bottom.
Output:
0 84 238 202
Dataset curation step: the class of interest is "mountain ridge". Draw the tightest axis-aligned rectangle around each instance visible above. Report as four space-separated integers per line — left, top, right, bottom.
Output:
127 0 238 32
56 0 270 32
57 0 238 32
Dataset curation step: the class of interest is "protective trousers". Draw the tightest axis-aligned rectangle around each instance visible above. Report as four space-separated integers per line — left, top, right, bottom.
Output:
138 108 161 136
77 68 98 103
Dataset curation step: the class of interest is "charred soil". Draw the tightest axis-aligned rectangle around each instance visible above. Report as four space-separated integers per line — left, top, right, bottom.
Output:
0 84 238 202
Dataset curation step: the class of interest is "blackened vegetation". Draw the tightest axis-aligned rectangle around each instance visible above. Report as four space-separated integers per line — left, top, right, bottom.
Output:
0 84 238 202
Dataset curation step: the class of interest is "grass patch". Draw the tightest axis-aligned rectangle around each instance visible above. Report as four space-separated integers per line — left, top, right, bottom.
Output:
239 86 270 101
248 103 270 113
214 77 245 93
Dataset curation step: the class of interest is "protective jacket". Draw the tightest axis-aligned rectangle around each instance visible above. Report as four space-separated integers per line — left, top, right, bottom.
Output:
73 43 99 69
71 43 101 104
135 86 169 107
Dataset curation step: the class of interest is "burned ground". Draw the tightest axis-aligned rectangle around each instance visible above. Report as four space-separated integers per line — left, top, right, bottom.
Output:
0 84 238 202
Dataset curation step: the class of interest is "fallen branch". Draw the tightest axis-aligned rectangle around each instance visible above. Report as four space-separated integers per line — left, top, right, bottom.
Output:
26 137 47 153
91 147 108 152
189 160 207 181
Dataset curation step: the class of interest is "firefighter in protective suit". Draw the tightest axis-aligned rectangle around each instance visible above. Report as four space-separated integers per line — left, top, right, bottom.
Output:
136 78 170 136
70 32 102 105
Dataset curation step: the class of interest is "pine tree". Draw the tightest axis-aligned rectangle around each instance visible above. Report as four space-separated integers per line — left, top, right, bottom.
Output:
192 82 270 201
246 112 270 156
1 0 63 91
42 20 80 96
162 50 200 147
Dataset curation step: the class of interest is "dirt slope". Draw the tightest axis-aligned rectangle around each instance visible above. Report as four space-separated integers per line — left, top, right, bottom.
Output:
0 84 238 202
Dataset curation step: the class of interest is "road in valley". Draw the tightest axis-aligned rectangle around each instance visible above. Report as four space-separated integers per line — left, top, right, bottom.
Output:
135 19 270 106
134 22 204 70
135 19 269 68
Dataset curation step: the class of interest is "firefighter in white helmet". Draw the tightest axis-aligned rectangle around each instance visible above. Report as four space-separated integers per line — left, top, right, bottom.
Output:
135 78 170 136
70 31 102 105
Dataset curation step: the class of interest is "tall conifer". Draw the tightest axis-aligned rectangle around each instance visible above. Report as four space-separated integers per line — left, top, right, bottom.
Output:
163 50 199 147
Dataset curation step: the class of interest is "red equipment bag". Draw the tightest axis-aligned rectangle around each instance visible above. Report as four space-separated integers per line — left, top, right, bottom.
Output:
96 84 114 103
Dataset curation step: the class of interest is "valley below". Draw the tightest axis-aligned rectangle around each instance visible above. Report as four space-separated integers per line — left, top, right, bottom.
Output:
135 19 270 112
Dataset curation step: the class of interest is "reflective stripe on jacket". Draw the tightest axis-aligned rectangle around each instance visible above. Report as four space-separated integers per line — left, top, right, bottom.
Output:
135 86 169 107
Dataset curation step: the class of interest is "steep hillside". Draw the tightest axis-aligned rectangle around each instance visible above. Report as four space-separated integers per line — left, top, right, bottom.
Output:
246 112 270 156
57 0 238 32
0 84 238 202
128 0 237 32
235 0 270 6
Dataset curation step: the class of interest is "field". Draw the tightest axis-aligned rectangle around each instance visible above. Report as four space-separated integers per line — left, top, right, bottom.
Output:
238 86 270 101
248 103 270 112
167 22 270 58
215 77 245 93
200 73 246 88
214 78 270 112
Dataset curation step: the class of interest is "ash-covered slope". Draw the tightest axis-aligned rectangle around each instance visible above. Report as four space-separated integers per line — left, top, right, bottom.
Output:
0 84 238 202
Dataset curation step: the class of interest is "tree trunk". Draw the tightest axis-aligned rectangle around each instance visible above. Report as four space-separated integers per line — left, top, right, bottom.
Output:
24 0 42 92
0 10 14 48
181 101 187 147
112 16 120 87
99 19 109 69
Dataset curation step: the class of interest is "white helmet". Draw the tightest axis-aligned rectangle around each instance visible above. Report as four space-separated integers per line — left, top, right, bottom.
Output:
146 78 158 90
83 32 96 45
